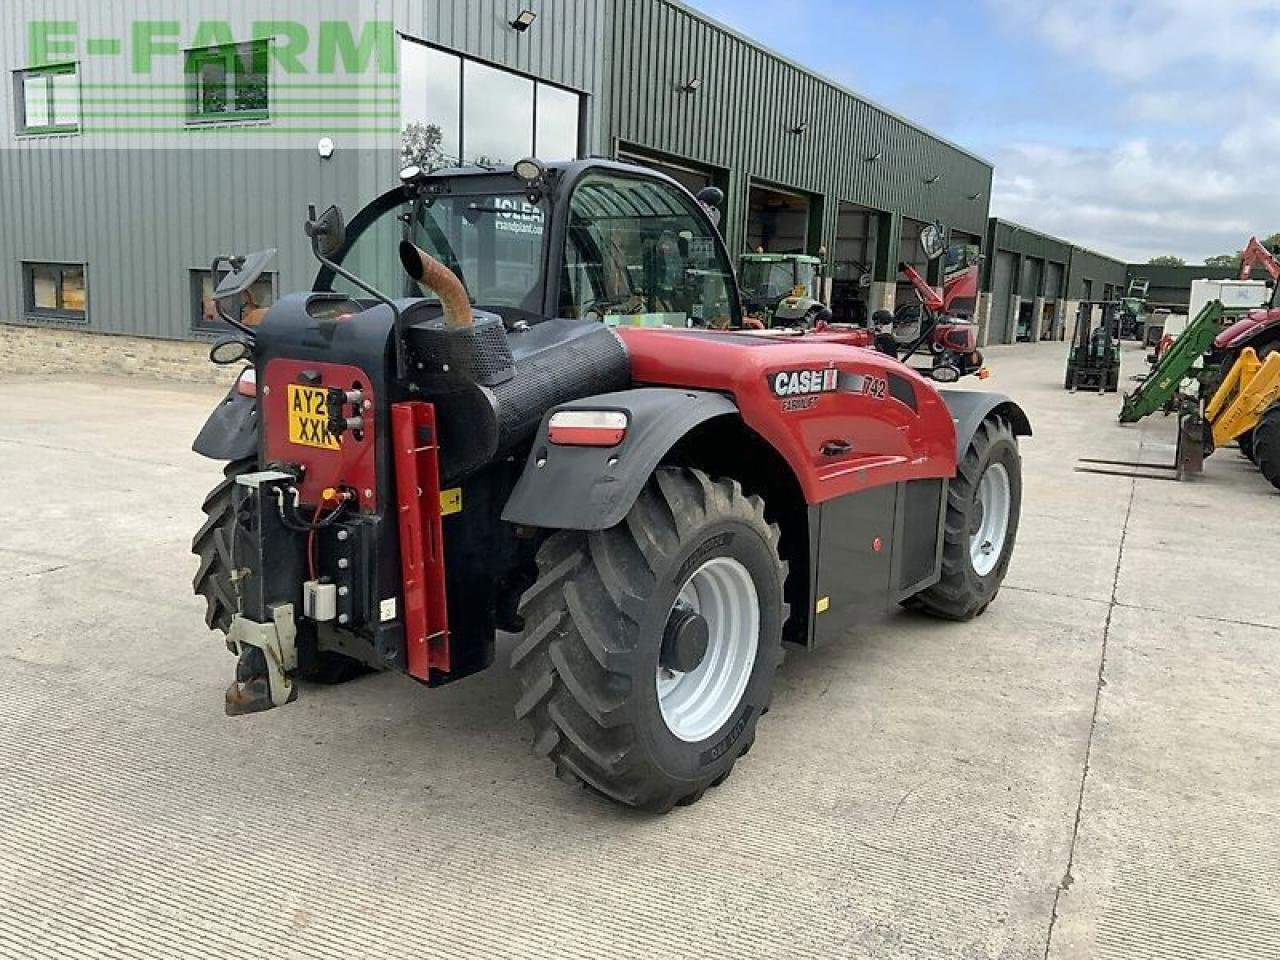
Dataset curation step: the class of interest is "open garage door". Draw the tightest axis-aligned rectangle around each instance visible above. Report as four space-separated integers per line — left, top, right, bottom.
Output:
747 183 811 254
990 251 1016 344
897 218 930 306
616 148 717 197
832 202 877 325
1044 261 1066 339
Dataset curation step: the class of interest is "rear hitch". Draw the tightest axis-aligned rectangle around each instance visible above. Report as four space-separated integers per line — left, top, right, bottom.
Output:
225 604 299 716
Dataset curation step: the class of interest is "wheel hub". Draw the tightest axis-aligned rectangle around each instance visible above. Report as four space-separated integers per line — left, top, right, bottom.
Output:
969 462 1011 577
661 604 710 674
656 556 761 743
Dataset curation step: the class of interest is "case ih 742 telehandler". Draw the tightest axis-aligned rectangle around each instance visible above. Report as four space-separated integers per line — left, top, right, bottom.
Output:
192 158 1030 812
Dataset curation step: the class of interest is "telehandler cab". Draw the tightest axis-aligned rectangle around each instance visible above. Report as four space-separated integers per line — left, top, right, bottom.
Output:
192 158 1030 812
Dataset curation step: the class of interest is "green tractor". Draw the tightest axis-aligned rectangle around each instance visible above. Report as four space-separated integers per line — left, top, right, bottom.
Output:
738 252 832 327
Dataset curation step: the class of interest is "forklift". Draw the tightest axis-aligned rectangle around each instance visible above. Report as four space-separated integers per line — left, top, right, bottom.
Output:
1064 300 1121 392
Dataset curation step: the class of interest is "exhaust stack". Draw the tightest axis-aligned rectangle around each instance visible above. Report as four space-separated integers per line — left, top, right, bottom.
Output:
399 242 474 330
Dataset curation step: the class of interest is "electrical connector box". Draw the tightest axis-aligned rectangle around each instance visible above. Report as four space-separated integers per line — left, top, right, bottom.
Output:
302 581 337 622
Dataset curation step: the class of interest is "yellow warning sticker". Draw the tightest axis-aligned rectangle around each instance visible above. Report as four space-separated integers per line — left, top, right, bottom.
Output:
440 488 463 516
816 596 831 614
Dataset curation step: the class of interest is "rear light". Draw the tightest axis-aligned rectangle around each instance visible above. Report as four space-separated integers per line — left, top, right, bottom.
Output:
236 367 257 397
547 409 628 447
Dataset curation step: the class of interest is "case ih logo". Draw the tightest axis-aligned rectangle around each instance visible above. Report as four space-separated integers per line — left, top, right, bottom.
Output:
769 368 838 398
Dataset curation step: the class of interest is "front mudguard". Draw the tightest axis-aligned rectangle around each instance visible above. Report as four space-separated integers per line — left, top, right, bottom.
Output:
939 390 1032 457
193 378 258 462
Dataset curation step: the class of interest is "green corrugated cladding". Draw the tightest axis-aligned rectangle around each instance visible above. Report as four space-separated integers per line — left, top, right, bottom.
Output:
604 0 993 273
1126 264 1247 308
1067 248 1128 300
983 218 1126 300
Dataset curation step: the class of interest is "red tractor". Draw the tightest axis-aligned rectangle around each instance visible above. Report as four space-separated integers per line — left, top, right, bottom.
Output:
192 158 1030 812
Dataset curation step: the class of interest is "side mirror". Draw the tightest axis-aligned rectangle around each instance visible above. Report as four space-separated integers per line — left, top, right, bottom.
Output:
858 273 873 289
920 223 945 261
209 335 250 365
212 249 276 302
696 186 724 209
305 204 347 259
696 186 724 230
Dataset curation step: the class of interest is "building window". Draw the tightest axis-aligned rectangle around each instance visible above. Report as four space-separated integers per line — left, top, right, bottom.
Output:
191 269 275 334
400 39 582 170
15 64 80 135
23 262 87 322
186 42 269 122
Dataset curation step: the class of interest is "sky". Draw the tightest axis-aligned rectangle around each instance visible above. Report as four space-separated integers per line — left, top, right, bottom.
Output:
686 0 1280 264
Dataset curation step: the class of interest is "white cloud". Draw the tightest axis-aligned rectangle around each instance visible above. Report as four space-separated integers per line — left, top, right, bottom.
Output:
985 0 1280 262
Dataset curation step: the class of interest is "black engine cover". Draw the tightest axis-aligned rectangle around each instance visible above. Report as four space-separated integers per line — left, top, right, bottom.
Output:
405 308 631 484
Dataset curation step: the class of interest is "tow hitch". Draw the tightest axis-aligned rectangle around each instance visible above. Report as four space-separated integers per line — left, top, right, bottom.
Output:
225 605 299 715
223 469 308 715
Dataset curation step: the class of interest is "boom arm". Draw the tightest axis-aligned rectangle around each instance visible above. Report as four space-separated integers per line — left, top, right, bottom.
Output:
898 262 944 311
1239 237 1280 283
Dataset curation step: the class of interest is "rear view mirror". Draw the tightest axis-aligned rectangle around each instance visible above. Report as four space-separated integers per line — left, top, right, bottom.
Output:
920 223 945 261
212 249 277 302
209 335 250 365
305 204 347 259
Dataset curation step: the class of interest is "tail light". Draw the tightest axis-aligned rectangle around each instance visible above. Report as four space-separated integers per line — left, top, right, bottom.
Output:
547 409 628 447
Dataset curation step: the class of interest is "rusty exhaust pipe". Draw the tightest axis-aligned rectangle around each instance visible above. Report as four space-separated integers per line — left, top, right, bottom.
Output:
399 242 474 330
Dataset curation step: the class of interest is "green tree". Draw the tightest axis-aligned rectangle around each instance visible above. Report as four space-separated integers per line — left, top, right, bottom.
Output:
1147 255 1186 266
400 122 447 170
1201 232 1280 268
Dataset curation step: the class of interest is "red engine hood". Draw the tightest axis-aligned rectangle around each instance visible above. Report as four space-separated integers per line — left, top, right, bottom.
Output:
613 326 957 505
1214 307 1280 349
943 266 980 311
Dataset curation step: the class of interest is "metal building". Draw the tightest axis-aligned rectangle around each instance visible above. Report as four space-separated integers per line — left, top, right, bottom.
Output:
981 218 1127 345
1 0 991 354
1125 264 1250 311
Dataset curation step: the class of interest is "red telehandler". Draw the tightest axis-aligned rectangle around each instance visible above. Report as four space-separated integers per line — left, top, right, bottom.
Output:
190 158 1030 812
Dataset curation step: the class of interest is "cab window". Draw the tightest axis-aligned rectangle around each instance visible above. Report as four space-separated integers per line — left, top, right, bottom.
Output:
561 172 737 328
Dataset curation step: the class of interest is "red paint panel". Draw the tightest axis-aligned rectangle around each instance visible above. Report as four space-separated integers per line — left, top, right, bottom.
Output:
617 328 956 505
391 402 450 680
261 359 378 511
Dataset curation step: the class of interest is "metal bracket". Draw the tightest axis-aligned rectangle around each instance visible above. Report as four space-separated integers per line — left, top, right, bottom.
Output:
226 604 298 711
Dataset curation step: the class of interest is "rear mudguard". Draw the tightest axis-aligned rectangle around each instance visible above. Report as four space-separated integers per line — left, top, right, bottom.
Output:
938 390 1032 455
502 388 738 531
193 381 258 462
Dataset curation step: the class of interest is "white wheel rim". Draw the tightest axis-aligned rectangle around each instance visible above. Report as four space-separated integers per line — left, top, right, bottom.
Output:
657 557 760 743
970 462 1011 577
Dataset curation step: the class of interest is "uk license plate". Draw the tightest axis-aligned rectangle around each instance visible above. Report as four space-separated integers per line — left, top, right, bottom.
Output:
286 384 340 450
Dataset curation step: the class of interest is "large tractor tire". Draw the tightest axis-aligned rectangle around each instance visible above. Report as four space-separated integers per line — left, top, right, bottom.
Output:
513 467 788 813
1253 404 1280 492
191 459 366 683
906 417 1022 620
1238 429 1257 464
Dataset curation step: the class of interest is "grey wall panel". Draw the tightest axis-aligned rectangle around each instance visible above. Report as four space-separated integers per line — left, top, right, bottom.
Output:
1 0 608 340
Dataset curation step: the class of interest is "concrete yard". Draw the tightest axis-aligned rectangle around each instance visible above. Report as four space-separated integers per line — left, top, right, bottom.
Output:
1 342 1276 959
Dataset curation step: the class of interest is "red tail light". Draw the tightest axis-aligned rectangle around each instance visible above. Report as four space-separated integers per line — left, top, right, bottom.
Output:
547 409 628 447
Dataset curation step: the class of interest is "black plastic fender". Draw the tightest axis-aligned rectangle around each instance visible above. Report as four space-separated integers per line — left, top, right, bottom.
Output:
192 380 258 462
502 388 739 531
939 389 1032 458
